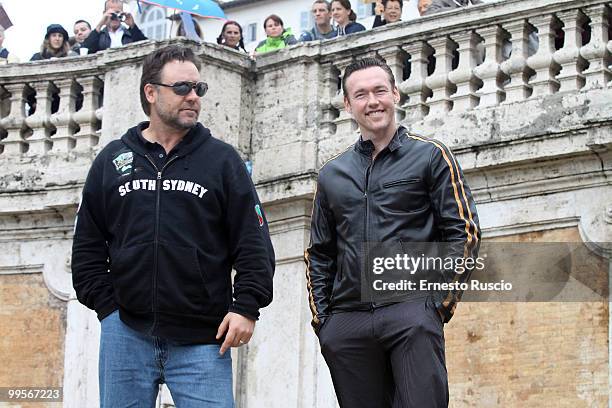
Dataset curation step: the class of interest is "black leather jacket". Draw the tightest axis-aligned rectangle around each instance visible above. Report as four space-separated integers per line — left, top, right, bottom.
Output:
305 127 480 332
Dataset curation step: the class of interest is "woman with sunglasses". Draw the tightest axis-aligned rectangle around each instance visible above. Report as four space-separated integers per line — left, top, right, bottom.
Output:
331 0 365 36
217 21 247 53
255 14 297 54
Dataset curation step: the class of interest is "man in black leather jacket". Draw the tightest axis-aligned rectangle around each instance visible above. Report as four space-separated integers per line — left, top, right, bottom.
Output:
305 57 480 407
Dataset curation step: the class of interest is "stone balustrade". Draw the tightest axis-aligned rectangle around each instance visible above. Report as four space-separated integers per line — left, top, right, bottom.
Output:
245 0 612 188
0 57 103 156
0 0 607 164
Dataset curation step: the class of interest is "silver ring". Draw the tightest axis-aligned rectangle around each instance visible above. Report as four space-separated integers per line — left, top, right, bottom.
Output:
239 340 245 344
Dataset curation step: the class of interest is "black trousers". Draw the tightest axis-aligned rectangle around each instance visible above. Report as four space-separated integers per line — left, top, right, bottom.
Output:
319 297 448 408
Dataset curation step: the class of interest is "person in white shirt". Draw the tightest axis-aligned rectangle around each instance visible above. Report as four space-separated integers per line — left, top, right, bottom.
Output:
82 0 147 54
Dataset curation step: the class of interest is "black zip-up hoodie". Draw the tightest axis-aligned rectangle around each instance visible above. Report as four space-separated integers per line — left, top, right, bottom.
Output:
72 122 275 343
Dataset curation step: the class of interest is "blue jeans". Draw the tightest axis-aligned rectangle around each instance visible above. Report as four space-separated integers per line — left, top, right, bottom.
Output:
99 311 234 408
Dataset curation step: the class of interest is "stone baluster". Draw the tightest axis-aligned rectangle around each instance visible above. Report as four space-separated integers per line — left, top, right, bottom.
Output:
500 19 533 103
0 86 7 146
377 45 408 122
608 38 612 87
425 37 457 116
473 26 506 108
448 30 482 112
526 15 561 97
399 41 433 122
553 9 587 92
23 81 57 155
73 76 103 150
330 56 357 136
0 85 9 119
319 62 340 137
49 78 78 152
0 83 29 155
580 5 611 89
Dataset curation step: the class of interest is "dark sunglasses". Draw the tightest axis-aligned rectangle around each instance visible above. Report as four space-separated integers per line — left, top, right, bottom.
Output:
150 81 208 97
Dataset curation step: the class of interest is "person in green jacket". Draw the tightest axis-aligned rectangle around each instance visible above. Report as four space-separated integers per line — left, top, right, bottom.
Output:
255 14 297 54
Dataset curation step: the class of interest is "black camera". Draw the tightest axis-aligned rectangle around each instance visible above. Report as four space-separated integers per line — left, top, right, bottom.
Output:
110 12 126 22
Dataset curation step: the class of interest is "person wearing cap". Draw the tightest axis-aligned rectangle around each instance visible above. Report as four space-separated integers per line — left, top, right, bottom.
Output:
30 24 76 61
82 0 147 54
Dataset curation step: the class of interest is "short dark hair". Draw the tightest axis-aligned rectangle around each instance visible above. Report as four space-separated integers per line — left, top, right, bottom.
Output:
74 19 91 29
342 57 396 97
312 0 331 12
383 0 403 9
140 45 201 116
263 14 284 30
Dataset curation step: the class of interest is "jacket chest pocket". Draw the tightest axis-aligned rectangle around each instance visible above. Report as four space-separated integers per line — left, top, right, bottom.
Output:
379 178 430 213
382 178 420 188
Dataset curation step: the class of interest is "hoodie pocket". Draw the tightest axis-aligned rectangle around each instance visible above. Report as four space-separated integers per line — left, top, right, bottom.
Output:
156 243 208 314
111 242 154 313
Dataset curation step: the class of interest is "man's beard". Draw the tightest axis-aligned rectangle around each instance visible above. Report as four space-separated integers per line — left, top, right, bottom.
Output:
156 106 199 130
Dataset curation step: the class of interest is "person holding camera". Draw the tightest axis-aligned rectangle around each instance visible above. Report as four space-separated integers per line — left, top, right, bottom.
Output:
82 0 147 54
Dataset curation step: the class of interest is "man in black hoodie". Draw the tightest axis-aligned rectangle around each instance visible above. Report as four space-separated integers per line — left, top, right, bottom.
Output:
72 44 274 407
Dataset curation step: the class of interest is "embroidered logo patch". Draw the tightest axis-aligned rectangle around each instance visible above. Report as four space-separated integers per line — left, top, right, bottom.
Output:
112 151 133 175
255 204 264 227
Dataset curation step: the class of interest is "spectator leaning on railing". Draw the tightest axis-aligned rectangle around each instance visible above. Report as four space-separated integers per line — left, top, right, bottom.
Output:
217 21 247 53
255 14 297 54
331 0 365 36
30 24 77 61
72 20 92 54
372 0 403 29
82 0 147 54
300 0 337 42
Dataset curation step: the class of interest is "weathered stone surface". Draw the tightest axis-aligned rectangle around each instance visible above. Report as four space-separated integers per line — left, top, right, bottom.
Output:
446 228 608 407
0 273 65 391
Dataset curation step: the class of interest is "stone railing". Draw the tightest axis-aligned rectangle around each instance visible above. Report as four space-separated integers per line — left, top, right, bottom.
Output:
250 0 611 241
251 0 611 178
0 56 103 156
1 0 611 407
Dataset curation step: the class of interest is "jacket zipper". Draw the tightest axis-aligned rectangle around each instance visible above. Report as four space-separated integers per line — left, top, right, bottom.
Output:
365 149 389 309
144 153 181 334
364 155 374 309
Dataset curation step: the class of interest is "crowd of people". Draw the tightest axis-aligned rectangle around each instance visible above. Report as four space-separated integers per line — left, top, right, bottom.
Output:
0 0 482 64
0 0 147 63
218 0 477 56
